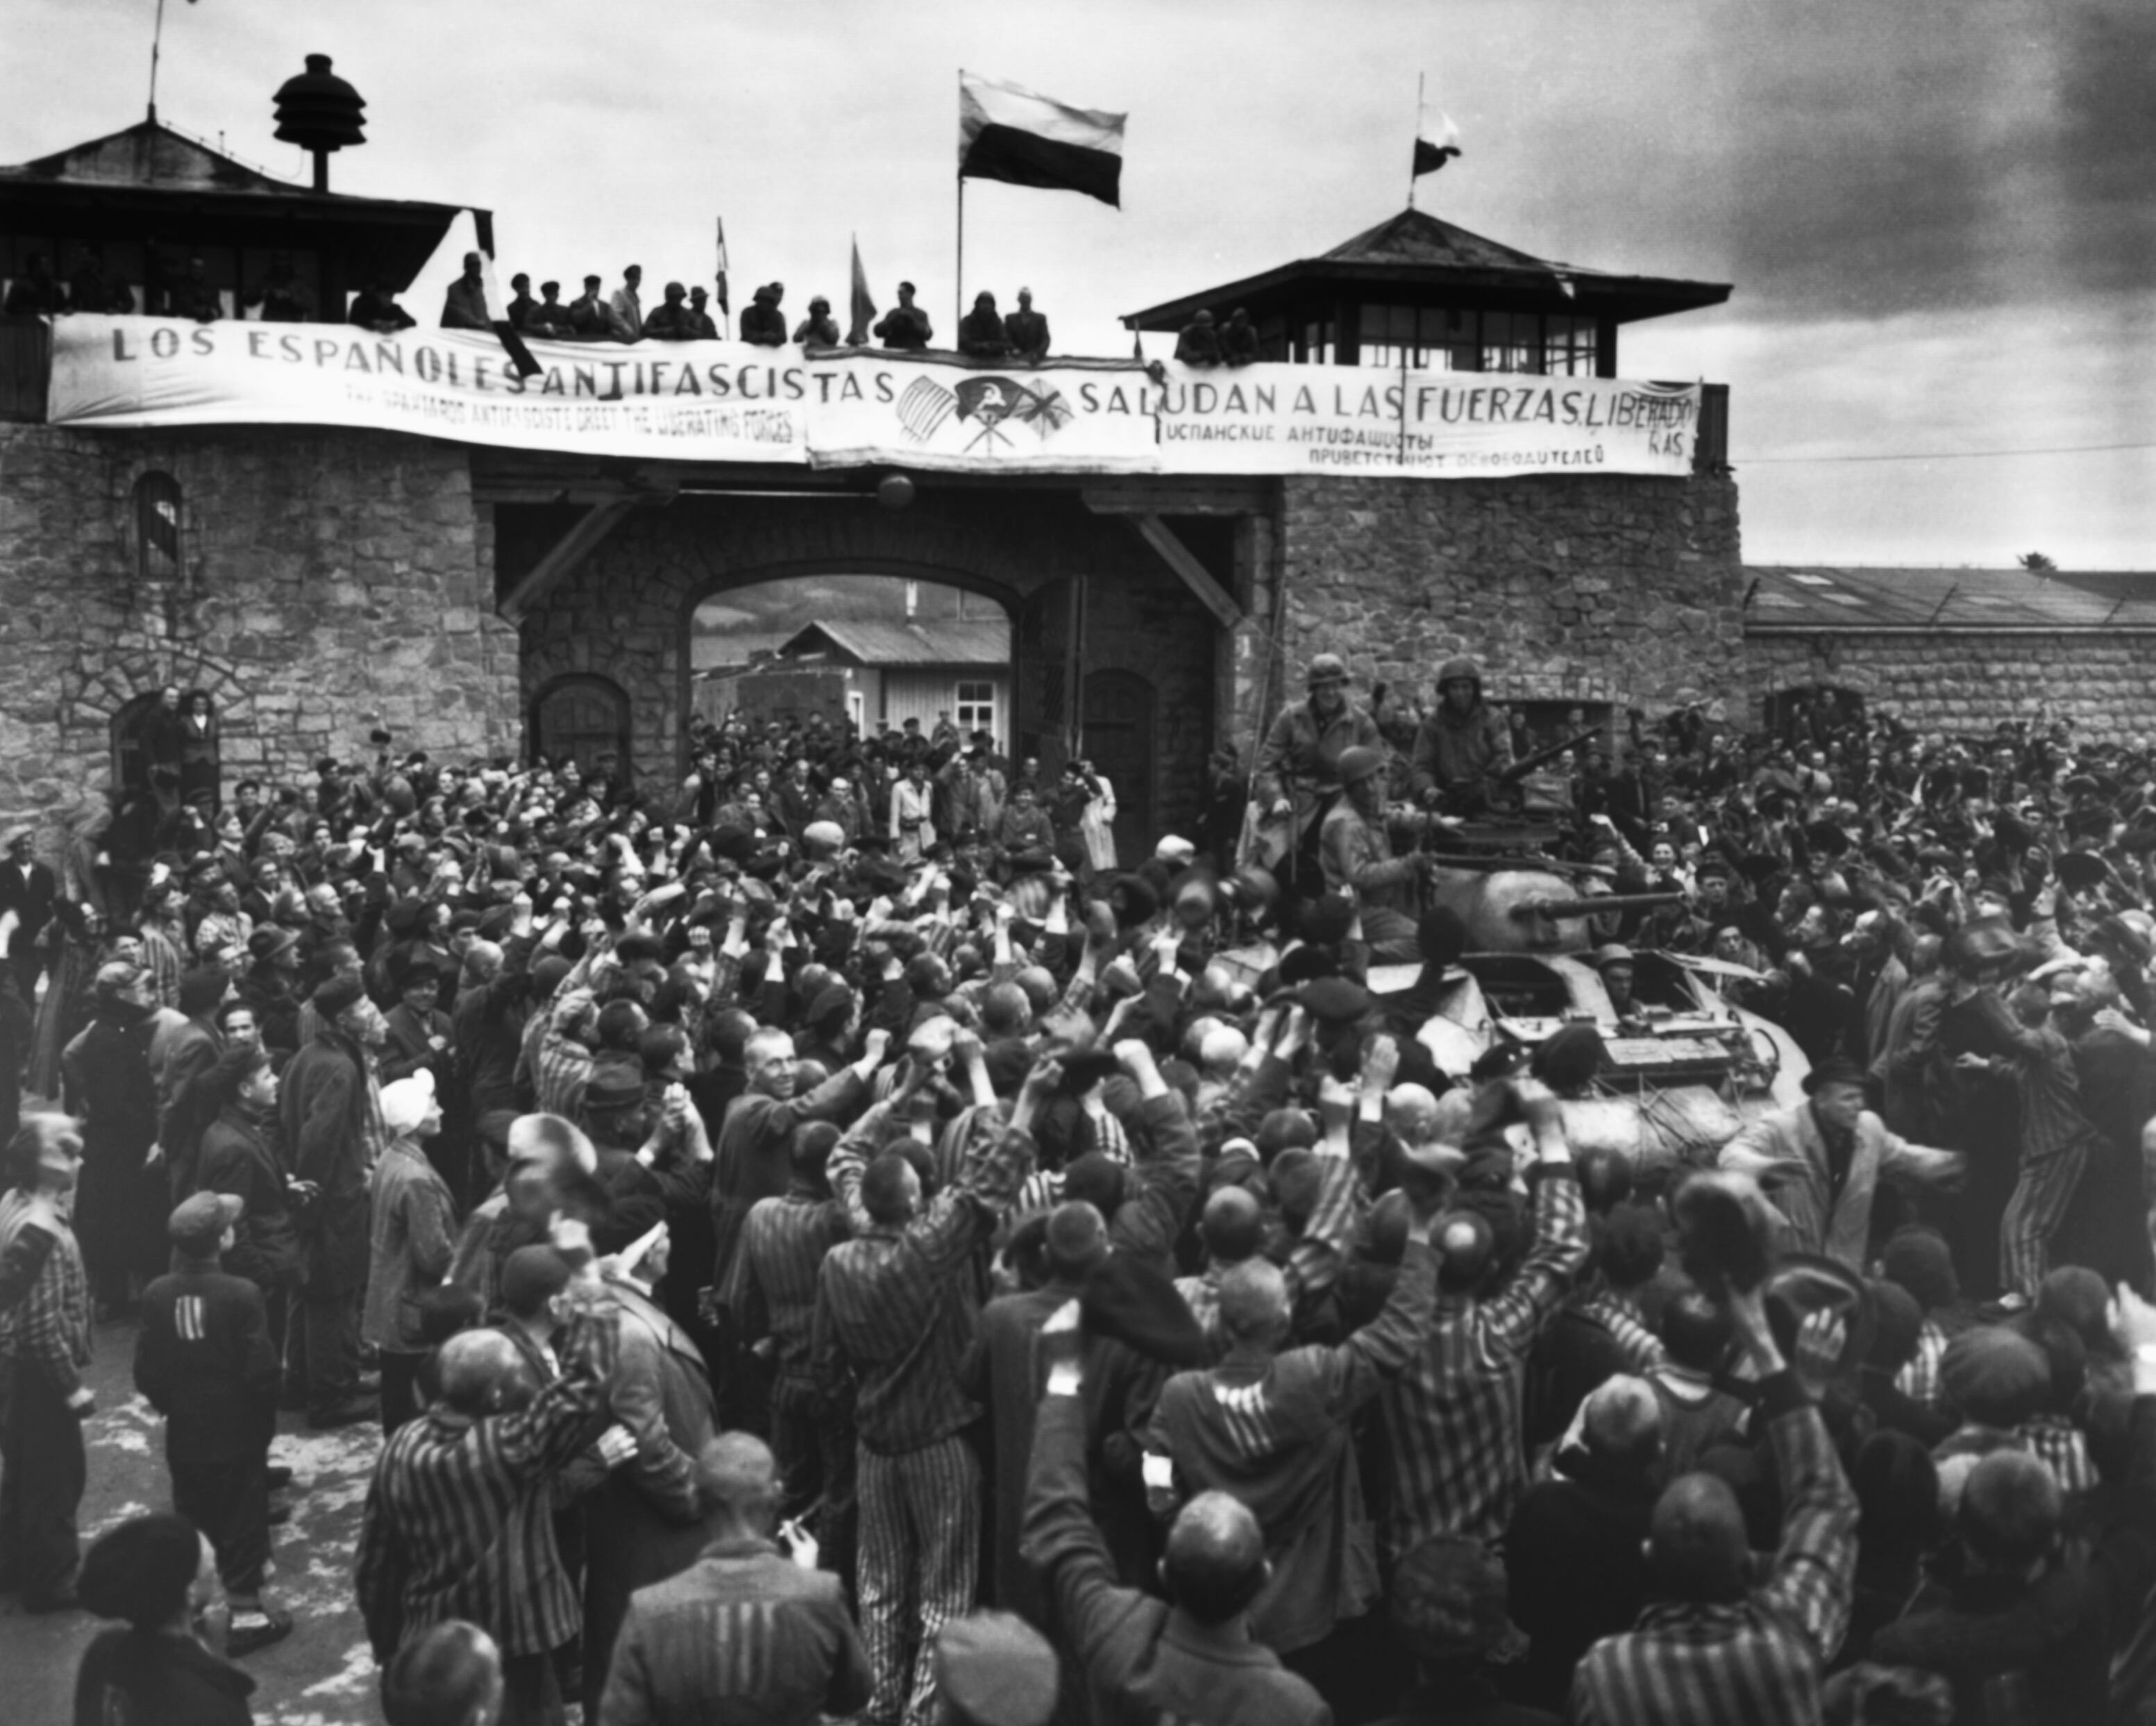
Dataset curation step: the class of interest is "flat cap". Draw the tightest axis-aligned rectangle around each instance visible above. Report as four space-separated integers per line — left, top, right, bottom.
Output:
169 1190 244 1255
934 1612 1059 1726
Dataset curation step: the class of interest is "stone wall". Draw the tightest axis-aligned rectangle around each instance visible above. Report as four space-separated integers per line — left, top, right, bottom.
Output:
0 423 519 851
513 487 1221 839
1742 631 2156 743
1270 471 1745 721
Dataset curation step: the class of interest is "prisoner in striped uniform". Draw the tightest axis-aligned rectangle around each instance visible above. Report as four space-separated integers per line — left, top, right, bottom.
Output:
600 1431 871 1726
813 1053 1034 1726
1378 1083 1590 1554
356 1302 630 1726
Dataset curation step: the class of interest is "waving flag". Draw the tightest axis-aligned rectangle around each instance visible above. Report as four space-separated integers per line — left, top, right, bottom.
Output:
848 236 876 346
1413 103 1463 177
959 72 1127 207
408 210 539 376
714 218 730 320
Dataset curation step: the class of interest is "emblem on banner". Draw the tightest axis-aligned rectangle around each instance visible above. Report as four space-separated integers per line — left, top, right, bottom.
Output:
896 374 1073 453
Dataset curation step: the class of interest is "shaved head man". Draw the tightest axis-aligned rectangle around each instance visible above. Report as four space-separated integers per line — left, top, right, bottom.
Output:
1026 1299 1329 1726
354 1293 633 1720
603 1430 873 1725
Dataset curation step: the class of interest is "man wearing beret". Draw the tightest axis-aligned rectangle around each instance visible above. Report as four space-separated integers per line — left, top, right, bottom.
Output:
74 1515 257 1723
280 973 387 1430
133 1191 291 1654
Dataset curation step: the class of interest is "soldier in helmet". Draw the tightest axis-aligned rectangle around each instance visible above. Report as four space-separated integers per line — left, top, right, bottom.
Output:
1410 657 1513 814
1250 653 1381 888
1320 745 1455 962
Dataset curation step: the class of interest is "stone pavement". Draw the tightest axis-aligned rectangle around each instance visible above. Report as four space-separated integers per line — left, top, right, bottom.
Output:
0 1312 387 1726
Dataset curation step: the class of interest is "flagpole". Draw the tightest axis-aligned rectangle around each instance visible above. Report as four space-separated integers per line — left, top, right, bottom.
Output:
954 174 966 342
1408 72 1424 210
148 0 167 121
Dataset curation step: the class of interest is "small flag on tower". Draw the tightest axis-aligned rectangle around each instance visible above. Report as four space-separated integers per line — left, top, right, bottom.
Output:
848 237 877 346
1413 102 1462 177
959 72 1127 208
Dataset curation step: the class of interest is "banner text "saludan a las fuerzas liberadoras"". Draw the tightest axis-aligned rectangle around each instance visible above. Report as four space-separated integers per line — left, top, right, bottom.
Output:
47 318 1701 478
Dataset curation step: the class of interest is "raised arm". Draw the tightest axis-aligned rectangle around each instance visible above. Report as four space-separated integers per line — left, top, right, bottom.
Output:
1474 1079 1590 1354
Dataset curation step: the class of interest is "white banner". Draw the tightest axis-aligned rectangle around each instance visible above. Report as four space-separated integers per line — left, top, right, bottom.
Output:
1152 366 1701 477
805 351 1159 474
47 318 811 463
46 318 1701 478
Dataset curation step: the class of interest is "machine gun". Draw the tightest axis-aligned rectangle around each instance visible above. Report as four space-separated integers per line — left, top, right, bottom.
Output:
1494 726 1604 791
1429 726 1602 816
1507 888 1685 948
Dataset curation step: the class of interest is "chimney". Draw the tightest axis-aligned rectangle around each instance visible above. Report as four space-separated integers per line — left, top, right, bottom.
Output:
904 580 919 620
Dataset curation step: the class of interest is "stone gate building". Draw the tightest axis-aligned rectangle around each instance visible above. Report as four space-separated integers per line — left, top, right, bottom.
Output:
0 99 1775 855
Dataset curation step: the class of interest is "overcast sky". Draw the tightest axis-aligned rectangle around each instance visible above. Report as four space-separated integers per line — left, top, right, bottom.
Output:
7 0 2151 568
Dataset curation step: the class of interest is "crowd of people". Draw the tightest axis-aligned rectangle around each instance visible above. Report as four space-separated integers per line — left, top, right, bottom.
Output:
7 246 1279 366
5 655 2156 1726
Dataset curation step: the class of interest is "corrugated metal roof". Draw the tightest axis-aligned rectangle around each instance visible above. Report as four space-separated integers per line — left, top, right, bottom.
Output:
1745 566 2156 630
777 619 1011 667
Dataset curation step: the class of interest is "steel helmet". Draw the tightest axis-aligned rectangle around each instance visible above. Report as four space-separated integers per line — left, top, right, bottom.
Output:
1227 863 1280 917
1306 653 1349 687
1336 745 1386 787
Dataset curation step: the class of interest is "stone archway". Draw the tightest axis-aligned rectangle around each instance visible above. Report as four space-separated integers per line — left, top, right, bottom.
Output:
507 486 1226 841
676 557 1029 760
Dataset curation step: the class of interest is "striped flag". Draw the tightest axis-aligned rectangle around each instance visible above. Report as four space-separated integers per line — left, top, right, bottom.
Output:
715 218 730 319
959 72 1126 208
1413 101 1463 177
848 236 876 346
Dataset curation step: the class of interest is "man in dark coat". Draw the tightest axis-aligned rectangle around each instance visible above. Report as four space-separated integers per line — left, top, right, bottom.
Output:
582 1218 718 1720
975 1202 1165 1632
958 292 1013 358
279 973 384 1428
63 962 165 1314
1005 287 1050 362
155 966 228 1201
133 1191 291 1654
0 827 59 1000
1504 1376 1661 1711
195 1044 307 1368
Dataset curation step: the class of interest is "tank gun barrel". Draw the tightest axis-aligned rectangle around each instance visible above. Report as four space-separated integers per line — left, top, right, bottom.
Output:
1508 891 1684 922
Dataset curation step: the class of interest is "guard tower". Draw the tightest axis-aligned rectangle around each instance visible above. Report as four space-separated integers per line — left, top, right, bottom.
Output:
1122 206 1729 378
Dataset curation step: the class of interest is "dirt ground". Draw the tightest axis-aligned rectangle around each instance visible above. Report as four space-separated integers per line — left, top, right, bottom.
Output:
0 1312 387 1726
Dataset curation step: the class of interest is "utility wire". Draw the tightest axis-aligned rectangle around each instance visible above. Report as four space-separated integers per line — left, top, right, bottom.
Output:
1739 439 2156 465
